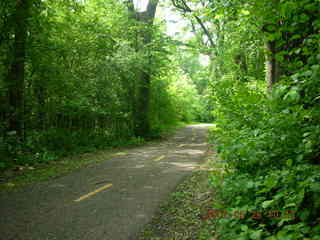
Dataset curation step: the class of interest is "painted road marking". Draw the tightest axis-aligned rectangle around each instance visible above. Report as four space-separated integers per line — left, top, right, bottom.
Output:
154 155 165 161
114 152 127 156
74 183 113 202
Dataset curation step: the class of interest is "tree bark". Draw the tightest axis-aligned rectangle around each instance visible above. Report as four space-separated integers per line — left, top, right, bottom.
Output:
265 41 280 90
134 71 151 137
6 0 30 137
127 0 159 137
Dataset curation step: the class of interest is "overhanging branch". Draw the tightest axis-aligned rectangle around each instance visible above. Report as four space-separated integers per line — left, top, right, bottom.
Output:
171 0 215 48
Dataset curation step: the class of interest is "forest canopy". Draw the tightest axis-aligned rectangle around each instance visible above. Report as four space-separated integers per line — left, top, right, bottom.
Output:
1 0 320 238
0 0 210 168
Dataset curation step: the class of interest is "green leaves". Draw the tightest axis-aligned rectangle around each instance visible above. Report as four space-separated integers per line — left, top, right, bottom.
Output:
283 87 300 103
241 224 249 232
265 175 278 190
204 0 320 239
250 230 263 240
286 159 293 167
262 200 274 209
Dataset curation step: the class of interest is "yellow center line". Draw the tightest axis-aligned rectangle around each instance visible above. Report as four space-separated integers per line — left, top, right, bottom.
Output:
114 152 127 156
74 183 113 202
154 155 165 161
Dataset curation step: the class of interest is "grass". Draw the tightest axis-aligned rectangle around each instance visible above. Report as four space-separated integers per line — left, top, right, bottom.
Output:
0 147 124 192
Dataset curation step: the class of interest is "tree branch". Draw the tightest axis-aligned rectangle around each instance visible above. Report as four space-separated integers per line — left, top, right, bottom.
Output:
171 0 215 48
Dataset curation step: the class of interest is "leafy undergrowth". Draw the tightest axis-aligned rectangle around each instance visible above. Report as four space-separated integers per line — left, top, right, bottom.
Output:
0 144 139 192
138 154 221 240
0 129 145 170
209 163 320 240
208 70 320 239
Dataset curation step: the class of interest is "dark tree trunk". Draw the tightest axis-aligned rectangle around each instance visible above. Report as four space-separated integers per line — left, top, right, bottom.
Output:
36 81 46 130
234 53 248 76
127 0 159 138
6 0 30 137
265 41 280 90
240 54 248 75
134 71 151 137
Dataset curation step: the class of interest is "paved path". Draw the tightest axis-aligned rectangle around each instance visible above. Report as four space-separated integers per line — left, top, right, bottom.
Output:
0 124 213 240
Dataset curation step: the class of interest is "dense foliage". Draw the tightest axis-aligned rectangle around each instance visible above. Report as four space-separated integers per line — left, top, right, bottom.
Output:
195 0 320 238
0 0 205 169
1 0 320 237
211 79 320 239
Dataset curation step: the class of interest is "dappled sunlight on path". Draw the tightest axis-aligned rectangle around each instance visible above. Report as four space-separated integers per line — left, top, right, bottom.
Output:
0 124 213 240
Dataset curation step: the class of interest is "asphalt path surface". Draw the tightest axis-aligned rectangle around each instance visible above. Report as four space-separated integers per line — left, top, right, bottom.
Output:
0 124 213 240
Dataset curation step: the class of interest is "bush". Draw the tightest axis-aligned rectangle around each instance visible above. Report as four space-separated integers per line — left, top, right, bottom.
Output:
209 72 320 239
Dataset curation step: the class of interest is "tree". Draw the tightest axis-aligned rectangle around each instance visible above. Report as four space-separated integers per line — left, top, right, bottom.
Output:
127 0 159 137
5 0 31 137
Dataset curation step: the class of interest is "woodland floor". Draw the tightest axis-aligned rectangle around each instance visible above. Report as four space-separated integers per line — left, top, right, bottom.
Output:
0 124 214 240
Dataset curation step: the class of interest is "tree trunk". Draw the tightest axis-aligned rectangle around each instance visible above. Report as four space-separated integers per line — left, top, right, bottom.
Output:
134 71 151 137
127 0 159 138
6 0 30 137
265 41 280 90
35 73 46 130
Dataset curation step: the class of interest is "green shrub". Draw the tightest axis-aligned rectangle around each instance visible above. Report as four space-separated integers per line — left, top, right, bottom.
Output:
209 70 320 239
